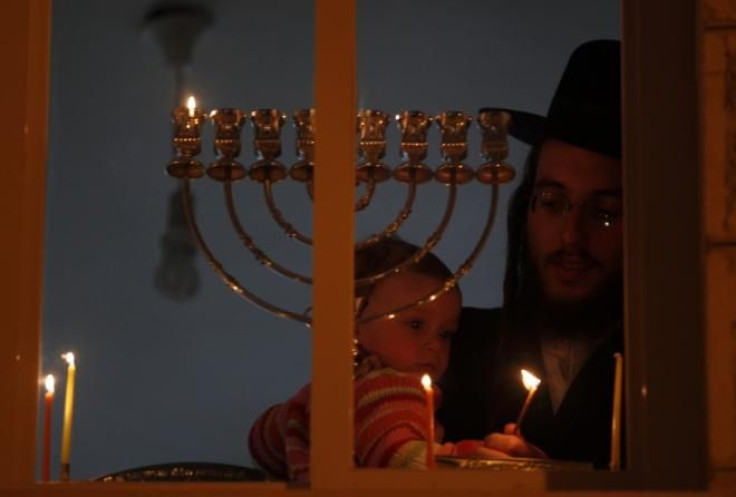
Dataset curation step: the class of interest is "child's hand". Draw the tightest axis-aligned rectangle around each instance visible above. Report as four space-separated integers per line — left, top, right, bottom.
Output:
435 424 445 443
481 423 548 459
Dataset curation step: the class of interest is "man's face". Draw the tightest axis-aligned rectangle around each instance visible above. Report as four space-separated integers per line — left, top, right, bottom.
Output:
526 139 623 307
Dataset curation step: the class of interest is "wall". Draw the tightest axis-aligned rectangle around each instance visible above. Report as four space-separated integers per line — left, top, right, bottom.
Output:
703 0 736 478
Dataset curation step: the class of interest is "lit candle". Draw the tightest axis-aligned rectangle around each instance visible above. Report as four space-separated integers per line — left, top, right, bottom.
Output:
60 352 76 481
168 95 207 180
514 369 541 434
171 96 205 140
42 375 55 482
421 374 436 469
610 353 623 470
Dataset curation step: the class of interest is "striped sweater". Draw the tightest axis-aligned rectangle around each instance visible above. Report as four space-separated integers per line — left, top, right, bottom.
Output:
248 368 482 483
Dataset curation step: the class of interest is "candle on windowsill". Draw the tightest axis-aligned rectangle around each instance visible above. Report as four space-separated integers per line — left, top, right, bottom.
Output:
421 374 436 469
514 369 541 435
60 352 76 481
42 374 55 482
609 353 623 470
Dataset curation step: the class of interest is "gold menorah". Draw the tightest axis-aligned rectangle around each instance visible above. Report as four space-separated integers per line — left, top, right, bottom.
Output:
166 99 515 325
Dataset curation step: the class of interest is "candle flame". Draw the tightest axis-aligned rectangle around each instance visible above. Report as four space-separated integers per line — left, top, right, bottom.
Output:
61 352 75 367
521 369 540 391
187 96 196 117
421 373 432 391
44 374 55 394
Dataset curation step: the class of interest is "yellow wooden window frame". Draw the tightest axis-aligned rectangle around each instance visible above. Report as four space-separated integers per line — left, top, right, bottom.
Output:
0 0 713 495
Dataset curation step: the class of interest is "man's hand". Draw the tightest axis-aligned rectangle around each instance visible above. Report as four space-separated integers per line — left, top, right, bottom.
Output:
481 423 548 459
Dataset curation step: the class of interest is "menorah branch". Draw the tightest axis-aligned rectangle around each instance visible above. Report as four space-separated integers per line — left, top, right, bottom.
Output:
263 179 314 245
354 183 457 289
355 178 417 251
357 183 499 324
181 179 310 323
354 176 377 212
224 182 312 284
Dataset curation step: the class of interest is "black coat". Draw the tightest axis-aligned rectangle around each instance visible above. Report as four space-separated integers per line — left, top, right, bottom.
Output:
437 307 623 468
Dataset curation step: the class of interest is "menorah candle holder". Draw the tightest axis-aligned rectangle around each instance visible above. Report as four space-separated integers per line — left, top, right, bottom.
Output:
207 108 247 182
356 109 392 182
167 103 208 179
394 110 433 184
166 105 516 325
354 110 392 211
435 111 475 185
477 108 516 184
289 109 316 183
249 109 288 183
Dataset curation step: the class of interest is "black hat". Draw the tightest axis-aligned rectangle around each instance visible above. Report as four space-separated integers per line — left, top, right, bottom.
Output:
484 39 621 159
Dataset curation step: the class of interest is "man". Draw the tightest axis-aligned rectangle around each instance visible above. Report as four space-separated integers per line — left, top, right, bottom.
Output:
438 39 623 469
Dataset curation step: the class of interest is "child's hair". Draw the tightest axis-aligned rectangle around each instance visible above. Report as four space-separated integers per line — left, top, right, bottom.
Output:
352 238 458 374
354 238 455 302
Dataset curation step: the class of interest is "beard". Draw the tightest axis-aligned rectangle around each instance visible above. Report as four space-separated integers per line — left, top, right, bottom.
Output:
519 253 623 337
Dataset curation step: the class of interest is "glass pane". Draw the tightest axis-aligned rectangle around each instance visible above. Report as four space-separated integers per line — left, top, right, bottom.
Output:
38 0 314 482
354 0 621 473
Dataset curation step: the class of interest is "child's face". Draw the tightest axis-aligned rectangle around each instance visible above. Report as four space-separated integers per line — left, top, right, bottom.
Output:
356 271 461 380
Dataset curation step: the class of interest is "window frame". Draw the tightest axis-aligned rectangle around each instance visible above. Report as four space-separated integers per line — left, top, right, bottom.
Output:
0 0 706 494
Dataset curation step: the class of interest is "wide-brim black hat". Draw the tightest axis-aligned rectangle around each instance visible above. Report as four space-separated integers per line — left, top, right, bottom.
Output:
484 39 621 159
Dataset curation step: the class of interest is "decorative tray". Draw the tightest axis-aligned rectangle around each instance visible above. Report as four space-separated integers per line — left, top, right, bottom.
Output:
436 456 593 471
94 462 266 482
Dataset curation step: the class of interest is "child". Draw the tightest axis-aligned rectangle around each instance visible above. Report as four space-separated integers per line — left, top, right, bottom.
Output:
248 239 487 483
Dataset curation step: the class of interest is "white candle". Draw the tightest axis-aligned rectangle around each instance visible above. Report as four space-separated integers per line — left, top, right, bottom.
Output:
60 352 76 481
421 374 436 469
610 353 623 470
514 369 541 434
42 374 55 482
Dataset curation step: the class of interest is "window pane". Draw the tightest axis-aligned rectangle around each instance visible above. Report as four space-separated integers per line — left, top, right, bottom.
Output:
354 0 620 473
38 0 314 481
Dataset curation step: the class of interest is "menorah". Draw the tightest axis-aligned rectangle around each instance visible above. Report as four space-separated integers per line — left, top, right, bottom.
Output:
166 99 516 325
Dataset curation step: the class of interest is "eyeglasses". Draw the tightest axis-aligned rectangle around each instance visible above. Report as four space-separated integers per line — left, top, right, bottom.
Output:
529 189 622 230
